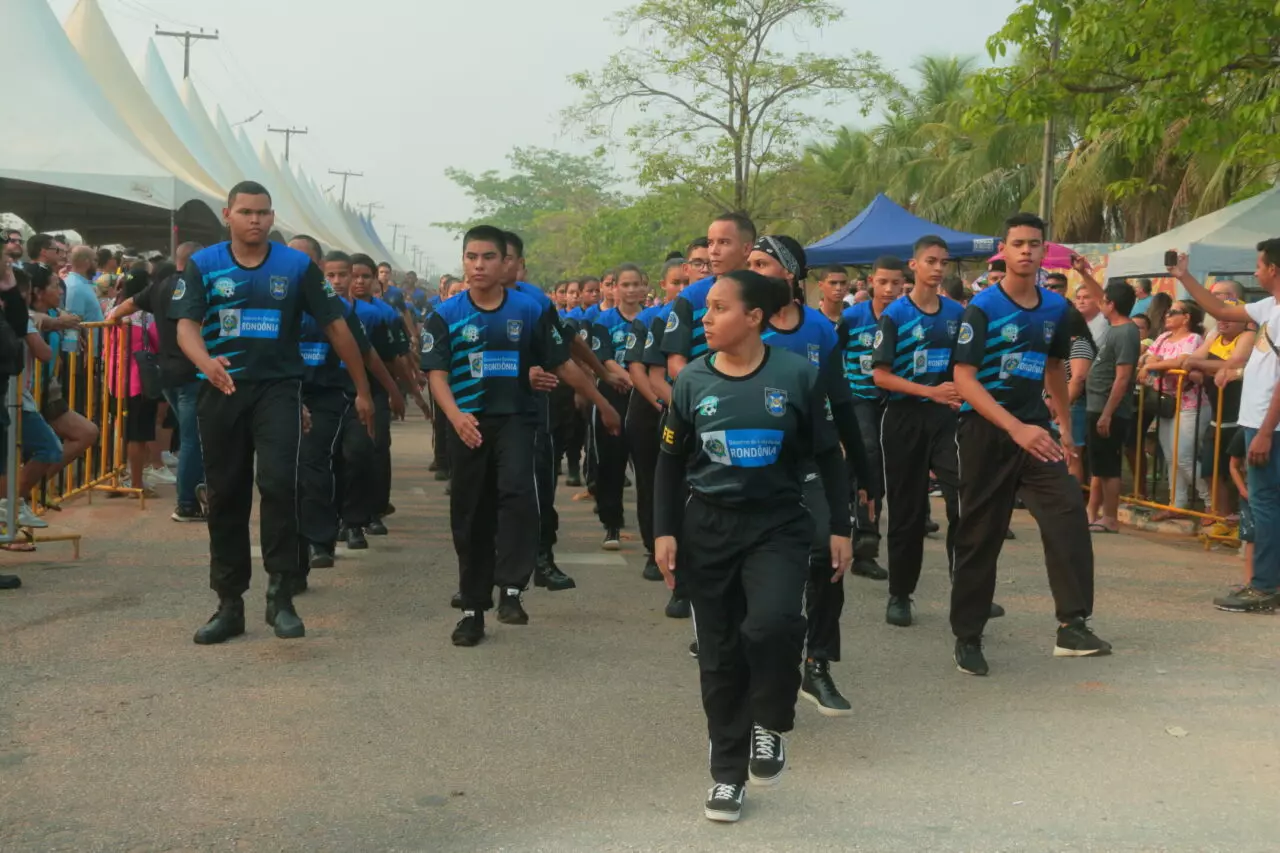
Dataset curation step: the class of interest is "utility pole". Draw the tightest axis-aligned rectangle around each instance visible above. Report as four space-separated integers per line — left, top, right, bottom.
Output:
412 245 422 269
388 222 404 249
154 27 219 79
1038 25 1061 240
328 170 362 205
361 201 383 220
398 233 410 254
268 126 308 161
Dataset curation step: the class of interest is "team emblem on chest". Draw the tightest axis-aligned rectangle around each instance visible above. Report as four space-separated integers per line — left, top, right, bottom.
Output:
269 276 289 300
807 343 821 366
1042 321 1056 343
462 324 480 343
213 277 237 299
764 387 787 416
1000 323 1019 343
506 319 523 341
911 325 926 341
695 395 719 417
946 320 958 339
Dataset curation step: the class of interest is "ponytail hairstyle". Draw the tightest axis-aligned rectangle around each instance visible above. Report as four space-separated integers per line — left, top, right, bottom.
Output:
720 270 791 332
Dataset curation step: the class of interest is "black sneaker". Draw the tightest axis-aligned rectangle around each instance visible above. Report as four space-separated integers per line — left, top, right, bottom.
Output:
534 553 577 591
346 526 368 550
309 543 335 569
954 636 989 676
0 574 21 590
194 483 209 516
924 519 940 535
450 591 463 610
689 640 699 659
1053 619 1113 657
800 660 852 716
171 504 206 523
704 782 745 823
642 554 663 581
1004 528 1016 540
990 602 1006 618
602 527 621 551
451 611 485 647
497 588 529 625
427 459 440 472
850 557 888 580
1213 585 1279 613
886 595 913 627
381 503 396 517
748 725 785 785
433 469 450 482
565 473 583 487
665 593 691 619
366 518 388 536
444 483 452 496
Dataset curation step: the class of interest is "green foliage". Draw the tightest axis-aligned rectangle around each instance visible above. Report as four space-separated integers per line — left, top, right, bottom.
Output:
564 0 888 217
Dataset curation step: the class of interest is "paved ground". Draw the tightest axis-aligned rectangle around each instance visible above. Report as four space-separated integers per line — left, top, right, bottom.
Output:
3 416 1279 852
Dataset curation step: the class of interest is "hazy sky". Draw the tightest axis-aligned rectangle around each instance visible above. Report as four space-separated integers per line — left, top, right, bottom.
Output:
49 0 1018 273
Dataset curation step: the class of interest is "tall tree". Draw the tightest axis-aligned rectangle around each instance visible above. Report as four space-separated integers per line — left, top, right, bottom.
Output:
564 0 888 218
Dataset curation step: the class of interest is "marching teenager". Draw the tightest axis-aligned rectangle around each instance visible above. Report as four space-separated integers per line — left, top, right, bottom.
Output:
840 256 905 581
641 242 705 622
872 236 1003 628
627 259 688 581
423 226 622 647
654 269 852 823
663 214 757 380
589 264 647 550
288 239 403 573
173 181 374 645
950 213 1111 675
748 235 871 717
502 231 624 588
560 276 600 486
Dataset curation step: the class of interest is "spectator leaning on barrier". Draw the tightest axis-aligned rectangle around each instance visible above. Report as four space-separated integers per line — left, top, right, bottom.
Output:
1169 242 1280 613
1182 280 1254 525
106 266 162 500
1139 299 1212 519
28 265 98 484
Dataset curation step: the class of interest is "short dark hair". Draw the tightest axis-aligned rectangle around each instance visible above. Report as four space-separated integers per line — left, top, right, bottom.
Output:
290 234 323 262
871 255 905 274
615 262 643 278
942 276 965 301
713 212 757 243
1045 272 1068 286
662 258 686 278
988 259 1007 273
502 231 525 259
462 225 507 257
1103 281 1136 317
227 180 271 207
1258 238 1280 269
11 265 30 294
1003 211 1046 239
580 275 600 286
95 247 113 267
1136 278 1153 295
665 250 684 261
350 252 377 272
913 235 948 256
323 250 351 265
817 264 848 280
685 237 709 254
26 233 54 260
377 261 393 271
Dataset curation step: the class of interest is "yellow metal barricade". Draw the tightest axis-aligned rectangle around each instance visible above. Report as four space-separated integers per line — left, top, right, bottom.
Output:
17 318 148 553
1122 369 1240 547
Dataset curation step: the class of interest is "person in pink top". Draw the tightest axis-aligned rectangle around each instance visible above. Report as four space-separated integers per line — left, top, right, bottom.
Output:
106 267 162 498
1139 299 1211 517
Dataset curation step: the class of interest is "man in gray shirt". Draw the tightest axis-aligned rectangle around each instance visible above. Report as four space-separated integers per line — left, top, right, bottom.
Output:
1075 258 1140 532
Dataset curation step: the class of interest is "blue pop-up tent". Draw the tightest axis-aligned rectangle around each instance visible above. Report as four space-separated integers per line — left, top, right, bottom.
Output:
805 193 999 266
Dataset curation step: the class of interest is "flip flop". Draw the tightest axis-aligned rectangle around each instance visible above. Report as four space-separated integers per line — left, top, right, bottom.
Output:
1087 522 1118 534
2 541 37 552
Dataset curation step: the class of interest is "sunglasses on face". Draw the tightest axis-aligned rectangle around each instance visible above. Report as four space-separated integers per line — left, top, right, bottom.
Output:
1167 310 1186 317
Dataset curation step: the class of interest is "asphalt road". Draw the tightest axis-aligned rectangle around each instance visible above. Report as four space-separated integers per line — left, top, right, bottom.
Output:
3 418 1278 852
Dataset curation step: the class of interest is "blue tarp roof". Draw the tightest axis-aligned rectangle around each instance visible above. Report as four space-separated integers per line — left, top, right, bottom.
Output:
804 193 999 266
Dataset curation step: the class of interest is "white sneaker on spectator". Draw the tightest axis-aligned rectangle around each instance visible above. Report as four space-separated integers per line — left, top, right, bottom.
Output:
0 498 50 529
162 451 179 469
145 466 177 486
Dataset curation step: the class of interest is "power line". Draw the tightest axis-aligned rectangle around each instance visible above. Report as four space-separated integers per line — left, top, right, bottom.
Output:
329 170 363 206
268 126 308 161
154 26 219 79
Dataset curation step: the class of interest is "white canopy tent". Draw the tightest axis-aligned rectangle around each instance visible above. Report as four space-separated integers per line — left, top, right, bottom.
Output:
179 82 246 195
141 42 233 195
0 0 221 246
1106 184 1280 284
64 0 225 205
